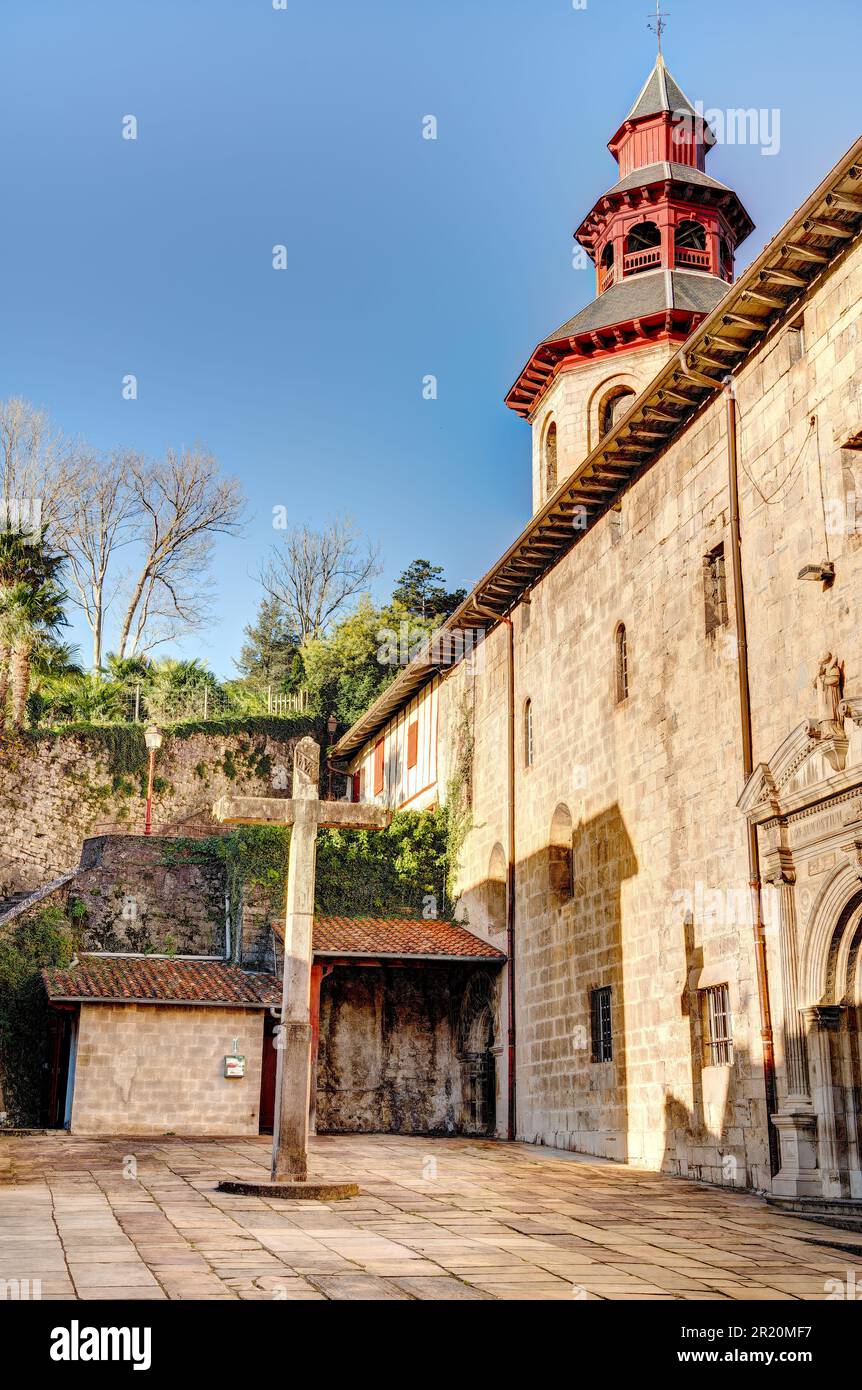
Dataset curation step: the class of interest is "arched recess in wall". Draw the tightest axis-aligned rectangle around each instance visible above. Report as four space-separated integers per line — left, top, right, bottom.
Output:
549 803 574 903
587 374 640 453
599 385 637 441
457 971 500 1137
543 419 558 497
486 842 507 936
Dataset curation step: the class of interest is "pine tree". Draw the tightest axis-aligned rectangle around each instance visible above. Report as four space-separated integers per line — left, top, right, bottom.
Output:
391 559 466 620
236 596 300 688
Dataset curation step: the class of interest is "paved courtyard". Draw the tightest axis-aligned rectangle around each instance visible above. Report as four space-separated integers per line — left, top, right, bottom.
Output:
1 1133 861 1301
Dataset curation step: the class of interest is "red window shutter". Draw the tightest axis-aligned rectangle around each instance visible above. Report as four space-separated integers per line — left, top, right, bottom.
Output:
351 771 361 802
407 720 419 771
373 739 385 795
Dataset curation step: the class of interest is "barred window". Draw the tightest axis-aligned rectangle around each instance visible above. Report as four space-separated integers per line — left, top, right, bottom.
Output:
703 984 733 1067
704 544 728 635
590 986 613 1063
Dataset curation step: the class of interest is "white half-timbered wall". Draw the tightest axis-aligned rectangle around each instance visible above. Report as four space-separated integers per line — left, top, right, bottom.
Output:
349 677 440 811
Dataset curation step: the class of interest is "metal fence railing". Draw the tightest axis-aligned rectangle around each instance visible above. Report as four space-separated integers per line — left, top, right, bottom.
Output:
113 684 309 726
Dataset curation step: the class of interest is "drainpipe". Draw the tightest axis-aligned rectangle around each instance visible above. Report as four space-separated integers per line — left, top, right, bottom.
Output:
722 376 780 1179
474 605 516 1142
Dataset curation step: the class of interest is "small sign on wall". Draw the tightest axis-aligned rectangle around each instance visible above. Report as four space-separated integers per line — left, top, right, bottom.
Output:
224 1037 246 1079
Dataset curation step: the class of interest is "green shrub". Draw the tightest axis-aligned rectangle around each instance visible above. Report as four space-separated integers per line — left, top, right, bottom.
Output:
0 906 80 1127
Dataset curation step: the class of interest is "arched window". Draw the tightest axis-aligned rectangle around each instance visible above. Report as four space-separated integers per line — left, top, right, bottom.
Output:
544 421 558 496
719 236 733 282
524 699 534 768
614 624 629 704
600 242 615 291
625 221 661 275
599 386 636 440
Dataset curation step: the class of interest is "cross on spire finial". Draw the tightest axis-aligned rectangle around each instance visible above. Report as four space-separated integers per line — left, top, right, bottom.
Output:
648 1 670 56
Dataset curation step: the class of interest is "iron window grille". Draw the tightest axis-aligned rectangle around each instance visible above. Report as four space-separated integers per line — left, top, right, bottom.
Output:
704 983 733 1067
615 624 628 703
590 986 613 1063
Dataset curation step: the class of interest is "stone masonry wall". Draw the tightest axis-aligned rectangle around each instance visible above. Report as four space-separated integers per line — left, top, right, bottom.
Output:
74 837 227 956
317 965 474 1135
0 724 306 898
532 338 678 513
70 1003 265 1137
443 234 862 1189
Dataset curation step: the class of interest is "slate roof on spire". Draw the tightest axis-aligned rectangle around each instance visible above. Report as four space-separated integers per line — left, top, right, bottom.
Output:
626 54 698 123
540 269 730 344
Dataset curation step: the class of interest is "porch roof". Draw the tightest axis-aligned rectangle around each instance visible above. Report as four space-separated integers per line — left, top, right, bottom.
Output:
42 956 281 1008
313 916 506 963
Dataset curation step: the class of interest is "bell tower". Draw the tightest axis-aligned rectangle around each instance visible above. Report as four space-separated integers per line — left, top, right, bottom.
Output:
507 42 754 515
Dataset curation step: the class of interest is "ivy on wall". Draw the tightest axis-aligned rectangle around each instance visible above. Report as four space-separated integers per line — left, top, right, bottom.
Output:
443 694 475 901
164 808 454 926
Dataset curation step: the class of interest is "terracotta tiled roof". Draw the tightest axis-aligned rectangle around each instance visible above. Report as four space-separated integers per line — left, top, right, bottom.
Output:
312 917 506 961
42 956 281 1007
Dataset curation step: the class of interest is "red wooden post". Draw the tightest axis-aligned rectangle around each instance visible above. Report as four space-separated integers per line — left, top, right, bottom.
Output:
308 962 332 1135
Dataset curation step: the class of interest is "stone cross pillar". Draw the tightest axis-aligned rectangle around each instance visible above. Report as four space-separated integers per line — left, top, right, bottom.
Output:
211 737 391 1197
273 738 319 1181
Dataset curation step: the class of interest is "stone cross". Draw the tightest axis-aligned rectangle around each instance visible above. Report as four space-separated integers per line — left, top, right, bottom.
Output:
213 736 390 1184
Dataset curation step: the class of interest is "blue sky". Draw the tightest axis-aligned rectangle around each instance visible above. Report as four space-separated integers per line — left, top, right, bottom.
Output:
2 0 860 676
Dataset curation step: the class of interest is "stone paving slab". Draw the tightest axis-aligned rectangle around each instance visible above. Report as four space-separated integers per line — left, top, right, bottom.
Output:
1 1132 862 1301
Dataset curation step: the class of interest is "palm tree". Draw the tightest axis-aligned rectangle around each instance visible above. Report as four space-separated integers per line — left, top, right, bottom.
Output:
0 580 67 729
0 533 66 729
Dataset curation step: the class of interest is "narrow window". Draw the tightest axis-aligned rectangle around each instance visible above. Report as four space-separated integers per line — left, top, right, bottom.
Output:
544 421 558 496
524 699 534 768
373 738 385 795
704 543 728 635
590 987 613 1063
406 719 419 770
351 770 361 802
703 984 733 1066
787 315 805 364
614 624 628 704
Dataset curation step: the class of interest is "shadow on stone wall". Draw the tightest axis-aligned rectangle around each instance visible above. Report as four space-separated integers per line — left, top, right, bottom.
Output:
457 803 637 1161
659 915 769 1190
316 963 502 1137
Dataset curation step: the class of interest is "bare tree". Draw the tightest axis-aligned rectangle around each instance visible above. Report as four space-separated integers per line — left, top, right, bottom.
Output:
0 397 76 537
116 448 246 658
59 449 142 668
259 517 381 642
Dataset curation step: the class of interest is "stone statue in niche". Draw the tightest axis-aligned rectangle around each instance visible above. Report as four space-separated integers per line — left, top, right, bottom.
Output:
813 652 845 736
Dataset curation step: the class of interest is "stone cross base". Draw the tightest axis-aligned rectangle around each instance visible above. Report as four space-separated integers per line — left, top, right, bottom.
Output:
217 1178 360 1201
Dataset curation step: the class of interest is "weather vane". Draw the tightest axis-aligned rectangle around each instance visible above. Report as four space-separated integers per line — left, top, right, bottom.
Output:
648 1 670 55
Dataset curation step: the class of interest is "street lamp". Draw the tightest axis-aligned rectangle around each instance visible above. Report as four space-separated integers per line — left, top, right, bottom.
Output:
143 725 163 836
327 713 337 799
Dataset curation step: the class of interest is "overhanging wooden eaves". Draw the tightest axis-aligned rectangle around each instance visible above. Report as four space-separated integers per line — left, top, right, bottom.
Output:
333 135 862 762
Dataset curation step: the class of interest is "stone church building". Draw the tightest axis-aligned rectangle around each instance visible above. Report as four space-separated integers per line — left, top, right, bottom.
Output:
17 52 862 1213
334 54 862 1206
